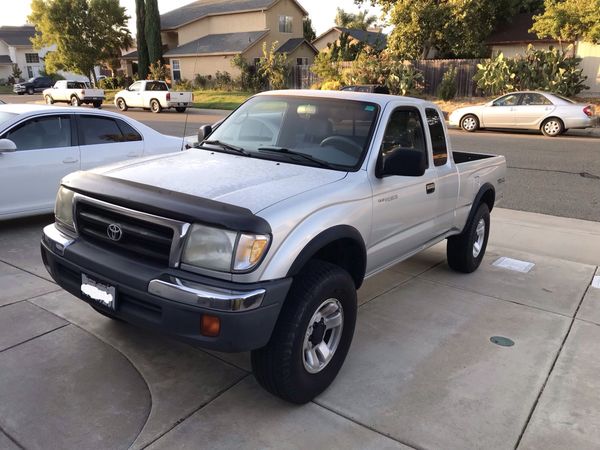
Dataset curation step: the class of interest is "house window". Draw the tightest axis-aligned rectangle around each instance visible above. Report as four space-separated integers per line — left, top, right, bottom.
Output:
279 15 293 33
171 59 181 82
25 53 40 64
296 57 309 66
27 66 34 78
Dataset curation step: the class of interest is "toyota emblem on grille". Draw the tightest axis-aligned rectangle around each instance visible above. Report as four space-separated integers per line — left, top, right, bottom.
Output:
107 224 123 241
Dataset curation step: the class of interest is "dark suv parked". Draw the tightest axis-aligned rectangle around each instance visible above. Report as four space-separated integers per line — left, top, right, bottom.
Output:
13 76 54 95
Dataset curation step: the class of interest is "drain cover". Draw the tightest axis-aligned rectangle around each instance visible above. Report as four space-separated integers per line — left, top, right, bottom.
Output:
490 336 514 347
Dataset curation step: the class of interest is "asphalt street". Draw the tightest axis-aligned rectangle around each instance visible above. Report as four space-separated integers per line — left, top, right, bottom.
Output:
2 93 599 222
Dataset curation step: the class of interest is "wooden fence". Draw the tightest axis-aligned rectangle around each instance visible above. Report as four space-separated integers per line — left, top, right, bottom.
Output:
288 58 484 97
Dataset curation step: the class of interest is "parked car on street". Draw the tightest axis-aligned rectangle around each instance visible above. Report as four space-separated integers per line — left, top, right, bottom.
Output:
13 76 54 95
341 85 390 94
114 80 193 113
41 90 506 403
43 80 105 108
449 91 597 137
0 104 185 220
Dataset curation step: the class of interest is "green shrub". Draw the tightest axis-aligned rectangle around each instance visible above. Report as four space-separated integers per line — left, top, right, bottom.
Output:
321 80 342 90
175 78 193 91
437 67 457 100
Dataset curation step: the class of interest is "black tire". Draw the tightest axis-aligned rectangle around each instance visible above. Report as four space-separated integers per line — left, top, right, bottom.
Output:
27 87 34 95
251 260 357 404
70 95 81 107
116 98 128 111
45 95 54 105
93 101 102 109
150 99 162 113
447 203 490 273
175 107 186 113
541 117 564 137
460 114 479 132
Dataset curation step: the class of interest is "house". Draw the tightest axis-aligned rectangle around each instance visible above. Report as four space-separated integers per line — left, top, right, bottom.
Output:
0 26 43 82
312 27 387 53
124 0 318 81
487 13 600 94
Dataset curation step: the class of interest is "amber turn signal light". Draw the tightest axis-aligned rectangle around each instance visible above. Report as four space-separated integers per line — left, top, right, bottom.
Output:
201 314 221 337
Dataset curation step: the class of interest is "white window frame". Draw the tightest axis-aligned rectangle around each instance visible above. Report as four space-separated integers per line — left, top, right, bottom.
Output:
279 15 293 33
25 53 40 64
171 59 181 81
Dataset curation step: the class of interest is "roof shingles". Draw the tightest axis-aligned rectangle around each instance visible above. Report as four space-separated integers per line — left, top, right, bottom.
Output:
164 30 268 56
0 25 35 46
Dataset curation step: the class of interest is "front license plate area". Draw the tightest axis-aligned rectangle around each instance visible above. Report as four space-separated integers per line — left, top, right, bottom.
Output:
81 273 116 310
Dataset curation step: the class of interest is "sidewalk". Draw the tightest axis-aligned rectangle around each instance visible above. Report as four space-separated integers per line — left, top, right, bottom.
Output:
0 208 598 450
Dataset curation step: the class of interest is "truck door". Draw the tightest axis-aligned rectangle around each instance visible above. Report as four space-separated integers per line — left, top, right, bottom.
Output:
125 81 144 108
368 106 440 273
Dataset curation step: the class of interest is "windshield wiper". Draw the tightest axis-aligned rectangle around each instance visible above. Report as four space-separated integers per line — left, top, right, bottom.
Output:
257 146 332 169
200 140 251 157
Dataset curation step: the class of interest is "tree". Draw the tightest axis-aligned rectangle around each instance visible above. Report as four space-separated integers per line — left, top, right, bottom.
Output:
258 41 289 90
303 17 316 41
531 0 600 45
334 7 378 30
136 0 149 79
145 0 163 64
29 0 131 84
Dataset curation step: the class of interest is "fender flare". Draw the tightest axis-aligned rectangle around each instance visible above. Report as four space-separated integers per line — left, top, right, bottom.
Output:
286 225 367 288
461 183 496 234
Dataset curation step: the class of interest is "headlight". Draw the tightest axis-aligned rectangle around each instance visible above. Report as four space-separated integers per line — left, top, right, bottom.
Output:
181 224 270 273
54 187 75 231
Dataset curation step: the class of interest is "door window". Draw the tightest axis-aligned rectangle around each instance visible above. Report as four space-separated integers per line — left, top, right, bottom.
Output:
520 93 552 105
425 108 447 166
4 115 72 151
128 81 142 92
493 94 520 107
381 108 428 167
79 116 135 144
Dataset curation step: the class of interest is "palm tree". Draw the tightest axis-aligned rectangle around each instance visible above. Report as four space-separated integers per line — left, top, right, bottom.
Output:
334 7 378 30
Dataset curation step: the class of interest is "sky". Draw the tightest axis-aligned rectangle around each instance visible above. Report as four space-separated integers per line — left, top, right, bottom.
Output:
0 0 384 35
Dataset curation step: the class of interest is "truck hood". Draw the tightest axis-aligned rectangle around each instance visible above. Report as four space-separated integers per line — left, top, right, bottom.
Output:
92 150 347 213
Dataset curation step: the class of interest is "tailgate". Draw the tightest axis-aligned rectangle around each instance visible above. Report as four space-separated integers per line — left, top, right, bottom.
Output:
170 92 192 102
83 89 104 97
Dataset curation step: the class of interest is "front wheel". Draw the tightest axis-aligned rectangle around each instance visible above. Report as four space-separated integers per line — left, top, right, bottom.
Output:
116 98 128 111
45 95 54 105
70 95 81 107
541 118 564 137
27 87 34 95
447 203 490 273
175 107 186 113
251 260 357 404
150 99 162 113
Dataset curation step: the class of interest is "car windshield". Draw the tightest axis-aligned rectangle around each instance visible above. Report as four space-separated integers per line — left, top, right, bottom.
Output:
0 112 17 126
27 77 36 83
204 95 380 171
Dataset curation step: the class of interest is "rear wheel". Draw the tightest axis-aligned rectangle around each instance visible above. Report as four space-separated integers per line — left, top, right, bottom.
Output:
27 87 34 95
541 117 564 137
93 101 102 109
251 260 357 404
175 107 186 113
447 203 490 273
70 95 81 107
460 114 479 132
150 99 162 113
116 98 128 111
45 95 54 105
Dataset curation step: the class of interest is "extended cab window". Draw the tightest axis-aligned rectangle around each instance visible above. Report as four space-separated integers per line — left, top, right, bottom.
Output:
425 108 447 166
4 115 72 151
79 116 136 144
381 108 427 167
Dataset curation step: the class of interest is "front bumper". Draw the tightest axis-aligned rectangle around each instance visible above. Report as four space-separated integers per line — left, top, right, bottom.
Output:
41 224 292 352
13 85 26 93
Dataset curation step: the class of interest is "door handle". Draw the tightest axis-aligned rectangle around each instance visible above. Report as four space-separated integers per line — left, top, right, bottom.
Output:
426 182 436 194
62 157 79 164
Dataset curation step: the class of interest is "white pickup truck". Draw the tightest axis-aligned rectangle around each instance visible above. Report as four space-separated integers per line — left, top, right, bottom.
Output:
41 90 506 404
43 80 105 108
114 80 193 113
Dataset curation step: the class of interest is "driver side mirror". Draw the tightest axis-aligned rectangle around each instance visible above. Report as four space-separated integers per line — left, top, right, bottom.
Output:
198 125 212 142
0 139 17 153
376 149 426 178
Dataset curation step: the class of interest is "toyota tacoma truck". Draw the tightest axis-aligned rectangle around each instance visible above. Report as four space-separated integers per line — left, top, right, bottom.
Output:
43 80 105 108
114 80 193 113
41 90 506 404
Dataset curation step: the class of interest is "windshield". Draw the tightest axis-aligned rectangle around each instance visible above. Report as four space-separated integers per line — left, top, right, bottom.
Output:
27 77 36 83
0 112 17 126
204 95 380 171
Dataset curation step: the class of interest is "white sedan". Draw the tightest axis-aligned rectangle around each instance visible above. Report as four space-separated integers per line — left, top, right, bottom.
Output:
449 91 596 137
0 104 185 220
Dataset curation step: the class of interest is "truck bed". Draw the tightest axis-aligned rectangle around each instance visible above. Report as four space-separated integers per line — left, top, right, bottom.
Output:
453 151 497 164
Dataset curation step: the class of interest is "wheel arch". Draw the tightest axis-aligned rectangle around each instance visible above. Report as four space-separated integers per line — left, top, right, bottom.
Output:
461 183 495 233
540 116 564 129
286 225 367 289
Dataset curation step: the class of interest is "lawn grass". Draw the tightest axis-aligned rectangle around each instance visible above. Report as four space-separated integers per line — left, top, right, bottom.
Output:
192 90 251 110
0 85 14 94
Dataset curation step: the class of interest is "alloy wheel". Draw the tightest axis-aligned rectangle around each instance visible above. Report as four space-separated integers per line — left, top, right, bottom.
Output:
302 298 344 374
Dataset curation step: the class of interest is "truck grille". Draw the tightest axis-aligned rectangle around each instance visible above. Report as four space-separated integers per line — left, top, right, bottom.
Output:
76 201 174 265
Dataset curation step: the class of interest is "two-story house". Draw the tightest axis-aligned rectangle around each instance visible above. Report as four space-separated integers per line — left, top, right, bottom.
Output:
124 0 317 81
0 26 44 82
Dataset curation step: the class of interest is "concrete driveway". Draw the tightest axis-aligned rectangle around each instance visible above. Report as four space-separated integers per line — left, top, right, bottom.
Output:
0 209 599 450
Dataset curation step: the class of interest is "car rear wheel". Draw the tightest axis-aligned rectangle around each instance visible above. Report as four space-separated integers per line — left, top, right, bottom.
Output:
150 99 162 113
116 98 128 111
175 107 186 113
447 203 490 273
93 101 102 109
460 114 479 132
70 95 81 107
541 117 564 137
45 95 54 105
251 260 357 404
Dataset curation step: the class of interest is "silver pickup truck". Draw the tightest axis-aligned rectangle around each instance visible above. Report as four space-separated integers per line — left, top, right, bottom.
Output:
41 90 506 403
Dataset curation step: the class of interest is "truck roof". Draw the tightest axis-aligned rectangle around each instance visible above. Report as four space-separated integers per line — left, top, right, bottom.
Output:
258 89 438 110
